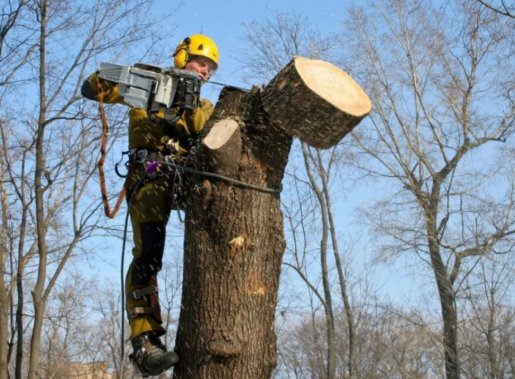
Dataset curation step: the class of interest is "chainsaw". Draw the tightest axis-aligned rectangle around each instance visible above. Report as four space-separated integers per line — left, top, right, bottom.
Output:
96 62 202 111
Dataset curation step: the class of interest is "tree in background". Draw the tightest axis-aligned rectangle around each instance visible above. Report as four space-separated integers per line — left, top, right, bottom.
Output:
475 0 514 18
341 1 514 378
0 0 171 377
459 256 515 378
243 13 359 379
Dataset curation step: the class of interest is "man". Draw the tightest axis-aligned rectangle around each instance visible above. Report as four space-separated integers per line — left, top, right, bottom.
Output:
81 34 219 377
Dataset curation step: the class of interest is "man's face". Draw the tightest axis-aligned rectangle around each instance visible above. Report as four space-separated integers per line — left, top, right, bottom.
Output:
184 56 217 81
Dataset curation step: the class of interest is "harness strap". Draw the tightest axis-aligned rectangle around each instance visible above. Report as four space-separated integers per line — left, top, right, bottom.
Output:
129 306 161 318
131 286 157 300
97 83 126 219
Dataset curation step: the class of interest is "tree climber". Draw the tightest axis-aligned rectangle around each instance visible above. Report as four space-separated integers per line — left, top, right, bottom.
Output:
81 34 219 377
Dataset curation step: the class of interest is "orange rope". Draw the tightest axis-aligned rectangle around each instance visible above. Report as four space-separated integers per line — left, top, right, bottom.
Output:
97 85 126 218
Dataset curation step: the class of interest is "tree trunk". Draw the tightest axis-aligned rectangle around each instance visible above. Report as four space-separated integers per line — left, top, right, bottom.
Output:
174 88 292 378
29 1 48 377
426 208 460 379
174 57 370 378
440 280 459 379
301 145 336 379
0 178 8 379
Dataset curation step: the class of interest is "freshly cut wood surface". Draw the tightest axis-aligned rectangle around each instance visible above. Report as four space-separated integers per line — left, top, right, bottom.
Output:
202 118 241 177
296 57 371 116
262 56 371 149
203 119 239 150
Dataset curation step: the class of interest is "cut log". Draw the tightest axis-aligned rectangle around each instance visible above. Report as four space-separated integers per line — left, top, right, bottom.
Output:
261 56 371 149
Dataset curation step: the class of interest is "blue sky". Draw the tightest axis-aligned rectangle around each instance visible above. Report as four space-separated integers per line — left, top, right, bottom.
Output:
154 0 357 101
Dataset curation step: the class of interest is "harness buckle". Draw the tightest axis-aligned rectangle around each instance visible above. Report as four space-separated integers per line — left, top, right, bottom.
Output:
131 148 149 163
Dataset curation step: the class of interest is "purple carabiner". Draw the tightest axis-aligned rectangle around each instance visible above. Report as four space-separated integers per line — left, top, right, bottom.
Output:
145 161 159 174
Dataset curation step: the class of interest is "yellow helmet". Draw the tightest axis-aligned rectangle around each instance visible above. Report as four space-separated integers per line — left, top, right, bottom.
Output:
173 34 219 69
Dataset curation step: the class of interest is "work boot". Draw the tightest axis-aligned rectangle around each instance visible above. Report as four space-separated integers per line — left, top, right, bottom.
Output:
129 332 179 377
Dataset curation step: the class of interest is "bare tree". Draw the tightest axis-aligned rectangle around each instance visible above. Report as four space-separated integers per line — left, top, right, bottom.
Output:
356 306 444 378
475 0 515 18
242 12 360 379
0 0 174 377
459 256 515 378
275 302 446 379
0 1 34 375
39 275 96 378
341 1 514 377
92 284 138 379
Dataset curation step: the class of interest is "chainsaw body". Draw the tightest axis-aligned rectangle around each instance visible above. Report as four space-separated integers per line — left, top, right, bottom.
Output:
97 62 201 111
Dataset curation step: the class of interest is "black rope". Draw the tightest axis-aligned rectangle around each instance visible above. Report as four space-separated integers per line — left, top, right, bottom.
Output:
119 176 145 367
159 159 282 194
120 202 130 364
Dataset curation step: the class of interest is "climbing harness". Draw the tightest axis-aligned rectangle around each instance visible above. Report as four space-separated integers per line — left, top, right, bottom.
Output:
122 148 282 194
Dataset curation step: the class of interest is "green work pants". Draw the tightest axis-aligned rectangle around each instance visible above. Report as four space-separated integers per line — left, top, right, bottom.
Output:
124 163 176 339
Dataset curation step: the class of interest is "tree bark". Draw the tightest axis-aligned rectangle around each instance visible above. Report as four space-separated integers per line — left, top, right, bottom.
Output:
174 57 369 378
425 204 460 379
0 173 8 379
29 1 48 377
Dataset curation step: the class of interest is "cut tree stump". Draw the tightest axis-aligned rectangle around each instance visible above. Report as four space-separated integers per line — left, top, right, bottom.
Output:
262 56 371 149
